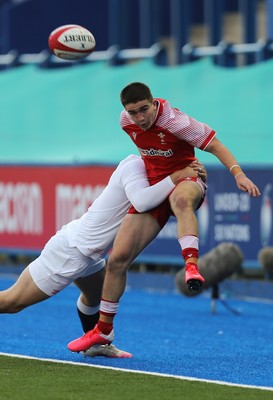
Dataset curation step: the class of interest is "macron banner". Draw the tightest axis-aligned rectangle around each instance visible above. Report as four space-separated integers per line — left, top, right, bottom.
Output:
0 164 114 251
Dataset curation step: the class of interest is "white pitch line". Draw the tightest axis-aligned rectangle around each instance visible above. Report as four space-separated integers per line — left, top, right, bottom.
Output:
1 352 273 392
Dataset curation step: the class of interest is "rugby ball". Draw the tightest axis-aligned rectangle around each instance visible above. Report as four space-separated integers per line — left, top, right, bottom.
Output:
48 24 96 60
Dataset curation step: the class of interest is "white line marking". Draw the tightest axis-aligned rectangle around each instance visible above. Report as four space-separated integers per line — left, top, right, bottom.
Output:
1 352 272 392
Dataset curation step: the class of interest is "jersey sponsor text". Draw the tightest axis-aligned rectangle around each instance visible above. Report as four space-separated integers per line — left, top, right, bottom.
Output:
139 148 173 157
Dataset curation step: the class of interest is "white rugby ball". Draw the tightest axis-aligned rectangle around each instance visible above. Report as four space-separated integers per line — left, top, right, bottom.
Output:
48 24 96 60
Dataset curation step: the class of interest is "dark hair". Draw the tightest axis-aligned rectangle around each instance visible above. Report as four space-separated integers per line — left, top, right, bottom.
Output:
120 82 153 106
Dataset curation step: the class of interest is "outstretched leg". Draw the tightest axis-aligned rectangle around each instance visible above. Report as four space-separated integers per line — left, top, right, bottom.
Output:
0 266 49 313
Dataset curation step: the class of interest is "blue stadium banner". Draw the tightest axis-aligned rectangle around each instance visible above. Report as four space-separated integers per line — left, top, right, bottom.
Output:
137 168 273 269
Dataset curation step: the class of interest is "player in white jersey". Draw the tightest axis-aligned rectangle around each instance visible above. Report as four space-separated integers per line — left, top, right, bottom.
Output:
0 154 206 358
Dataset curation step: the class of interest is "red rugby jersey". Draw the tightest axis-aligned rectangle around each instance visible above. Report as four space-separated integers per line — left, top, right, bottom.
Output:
120 98 216 184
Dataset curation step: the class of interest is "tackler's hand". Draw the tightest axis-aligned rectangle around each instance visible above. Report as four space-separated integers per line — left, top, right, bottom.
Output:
188 159 207 183
170 159 208 185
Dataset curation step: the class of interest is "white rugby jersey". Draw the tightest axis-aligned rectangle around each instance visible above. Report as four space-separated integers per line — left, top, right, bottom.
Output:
64 154 175 260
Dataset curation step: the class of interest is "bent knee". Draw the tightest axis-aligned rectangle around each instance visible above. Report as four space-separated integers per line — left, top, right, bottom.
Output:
171 193 193 212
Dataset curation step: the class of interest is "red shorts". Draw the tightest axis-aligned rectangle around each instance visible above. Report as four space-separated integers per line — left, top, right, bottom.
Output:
127 177 206 228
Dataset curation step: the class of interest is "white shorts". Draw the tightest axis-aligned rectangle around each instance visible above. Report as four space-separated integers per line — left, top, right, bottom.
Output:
28 229 105 296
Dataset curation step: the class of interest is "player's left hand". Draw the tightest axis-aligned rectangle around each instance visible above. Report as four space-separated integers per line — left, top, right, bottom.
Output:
235 174 261 197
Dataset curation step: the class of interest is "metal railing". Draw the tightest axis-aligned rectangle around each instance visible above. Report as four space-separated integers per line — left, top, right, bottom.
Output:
182 39 273 66
0 43 164 69
0 39 272 70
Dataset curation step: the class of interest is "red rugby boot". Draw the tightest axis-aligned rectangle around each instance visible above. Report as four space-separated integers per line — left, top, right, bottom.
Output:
185 263 204 292
68 324 114 352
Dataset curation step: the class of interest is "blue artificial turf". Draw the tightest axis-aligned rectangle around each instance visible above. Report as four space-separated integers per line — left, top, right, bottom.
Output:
1 275 273 388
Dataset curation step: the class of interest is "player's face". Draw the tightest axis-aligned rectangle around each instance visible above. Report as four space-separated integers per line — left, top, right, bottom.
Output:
125 100 157 130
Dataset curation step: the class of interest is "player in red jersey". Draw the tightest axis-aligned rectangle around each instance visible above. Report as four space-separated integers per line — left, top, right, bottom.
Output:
68 82 260 354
